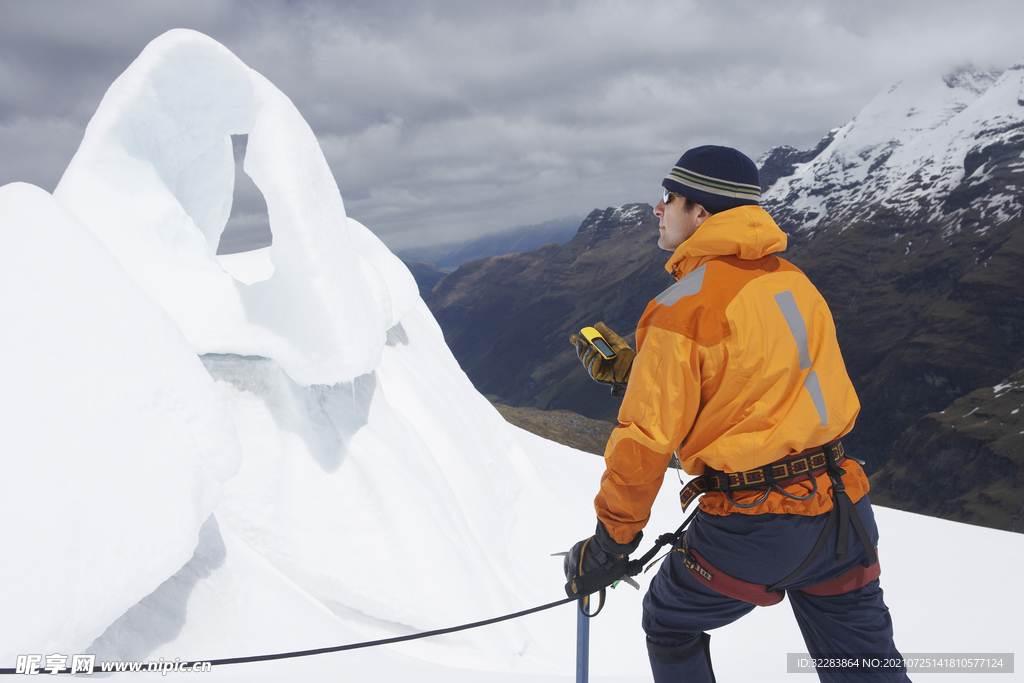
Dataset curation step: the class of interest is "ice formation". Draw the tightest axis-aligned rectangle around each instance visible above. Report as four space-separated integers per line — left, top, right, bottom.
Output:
53 29 417 387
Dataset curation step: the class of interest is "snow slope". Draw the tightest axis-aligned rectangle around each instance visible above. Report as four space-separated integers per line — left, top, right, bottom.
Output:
0 182 241 659
1 29 1022 683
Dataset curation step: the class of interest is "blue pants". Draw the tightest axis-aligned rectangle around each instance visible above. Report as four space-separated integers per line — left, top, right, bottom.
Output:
642 496 910 682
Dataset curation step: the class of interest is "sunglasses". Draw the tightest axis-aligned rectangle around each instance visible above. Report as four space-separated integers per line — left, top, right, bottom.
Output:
662 188 677 204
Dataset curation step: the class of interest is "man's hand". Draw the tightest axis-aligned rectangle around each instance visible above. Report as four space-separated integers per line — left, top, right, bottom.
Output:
562 522 643 596
569 322 636 394
563 536 612 585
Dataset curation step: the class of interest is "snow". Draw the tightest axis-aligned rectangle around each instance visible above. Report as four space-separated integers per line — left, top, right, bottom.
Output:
217 246 274 285
0 182 241 659
2 28 1023 683
994 381 1020 397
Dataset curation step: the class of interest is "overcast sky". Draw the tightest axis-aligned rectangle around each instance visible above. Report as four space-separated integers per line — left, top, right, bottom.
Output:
3 0 1024 253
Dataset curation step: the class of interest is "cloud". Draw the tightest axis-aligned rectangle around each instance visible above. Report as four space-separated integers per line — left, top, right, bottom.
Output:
2 0 1024 250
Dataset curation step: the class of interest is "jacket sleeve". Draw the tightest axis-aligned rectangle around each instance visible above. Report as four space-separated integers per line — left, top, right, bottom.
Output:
594 323 704 545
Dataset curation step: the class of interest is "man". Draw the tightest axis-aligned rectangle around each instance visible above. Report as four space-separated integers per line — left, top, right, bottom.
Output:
565 146 908 682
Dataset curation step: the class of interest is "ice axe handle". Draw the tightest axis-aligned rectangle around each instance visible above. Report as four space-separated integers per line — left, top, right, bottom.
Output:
576 597 590 683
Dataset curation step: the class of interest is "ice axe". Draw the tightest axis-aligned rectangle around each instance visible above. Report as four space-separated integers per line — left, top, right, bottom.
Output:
551 518 693 680
552 552 640 683
551 522 693 680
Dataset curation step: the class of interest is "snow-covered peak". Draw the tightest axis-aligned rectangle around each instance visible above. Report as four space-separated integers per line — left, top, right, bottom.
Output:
610 203 649 226
762 61 1024 232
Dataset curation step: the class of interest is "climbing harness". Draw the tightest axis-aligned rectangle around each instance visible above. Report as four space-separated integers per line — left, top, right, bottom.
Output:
671 440 881 604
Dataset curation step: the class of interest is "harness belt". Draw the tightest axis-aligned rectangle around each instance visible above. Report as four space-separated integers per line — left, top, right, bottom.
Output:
677 439 852 513
676 440 881 603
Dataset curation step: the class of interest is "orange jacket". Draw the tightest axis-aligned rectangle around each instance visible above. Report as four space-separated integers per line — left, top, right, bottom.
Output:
595 205 868 545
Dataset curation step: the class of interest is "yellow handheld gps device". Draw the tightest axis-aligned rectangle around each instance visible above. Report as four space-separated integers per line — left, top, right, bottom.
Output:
580 326 616 360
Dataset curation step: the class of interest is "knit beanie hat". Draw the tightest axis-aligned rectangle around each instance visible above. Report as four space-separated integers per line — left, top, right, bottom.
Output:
662 145 761 214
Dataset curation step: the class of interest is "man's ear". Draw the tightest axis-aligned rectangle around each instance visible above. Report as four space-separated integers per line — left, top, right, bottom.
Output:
694 205 712 228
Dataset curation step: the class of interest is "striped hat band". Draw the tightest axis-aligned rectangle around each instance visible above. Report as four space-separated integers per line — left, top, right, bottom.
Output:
665 166 761 201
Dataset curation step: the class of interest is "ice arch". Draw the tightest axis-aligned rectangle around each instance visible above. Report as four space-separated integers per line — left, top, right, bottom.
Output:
54 29 417 386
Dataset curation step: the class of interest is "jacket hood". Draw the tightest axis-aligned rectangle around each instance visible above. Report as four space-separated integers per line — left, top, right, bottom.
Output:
665 205 788 278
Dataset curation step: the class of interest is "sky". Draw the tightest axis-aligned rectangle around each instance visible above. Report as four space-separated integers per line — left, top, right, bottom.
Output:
3 0 1024 253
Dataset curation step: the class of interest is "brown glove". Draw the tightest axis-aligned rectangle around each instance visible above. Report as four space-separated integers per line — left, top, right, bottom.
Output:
569 322 635 395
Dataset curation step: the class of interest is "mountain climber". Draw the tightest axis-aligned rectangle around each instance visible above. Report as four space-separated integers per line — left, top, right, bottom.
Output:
565 146 910 682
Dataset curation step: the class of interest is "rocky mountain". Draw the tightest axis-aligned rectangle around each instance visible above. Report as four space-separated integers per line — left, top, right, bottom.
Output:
423 61 1024 532
491 403 615 456
869 363 1024 533
424 204 668 421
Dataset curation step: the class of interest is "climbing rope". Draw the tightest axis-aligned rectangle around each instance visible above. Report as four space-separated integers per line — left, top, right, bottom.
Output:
0 595 579 674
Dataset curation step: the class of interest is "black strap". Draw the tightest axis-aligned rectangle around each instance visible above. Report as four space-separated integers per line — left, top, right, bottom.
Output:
840 489 878 566
765 501 838 593
765 443 877 593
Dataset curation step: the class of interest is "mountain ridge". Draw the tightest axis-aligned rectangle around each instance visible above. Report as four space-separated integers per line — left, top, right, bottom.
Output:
425 203 668 420
397 215 581 270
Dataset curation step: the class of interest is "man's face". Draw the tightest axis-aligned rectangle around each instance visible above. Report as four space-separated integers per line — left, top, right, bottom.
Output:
654 191 709 251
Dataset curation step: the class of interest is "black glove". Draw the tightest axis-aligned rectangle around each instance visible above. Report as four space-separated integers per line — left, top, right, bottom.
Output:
563 521 642 597
569 322 636 397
